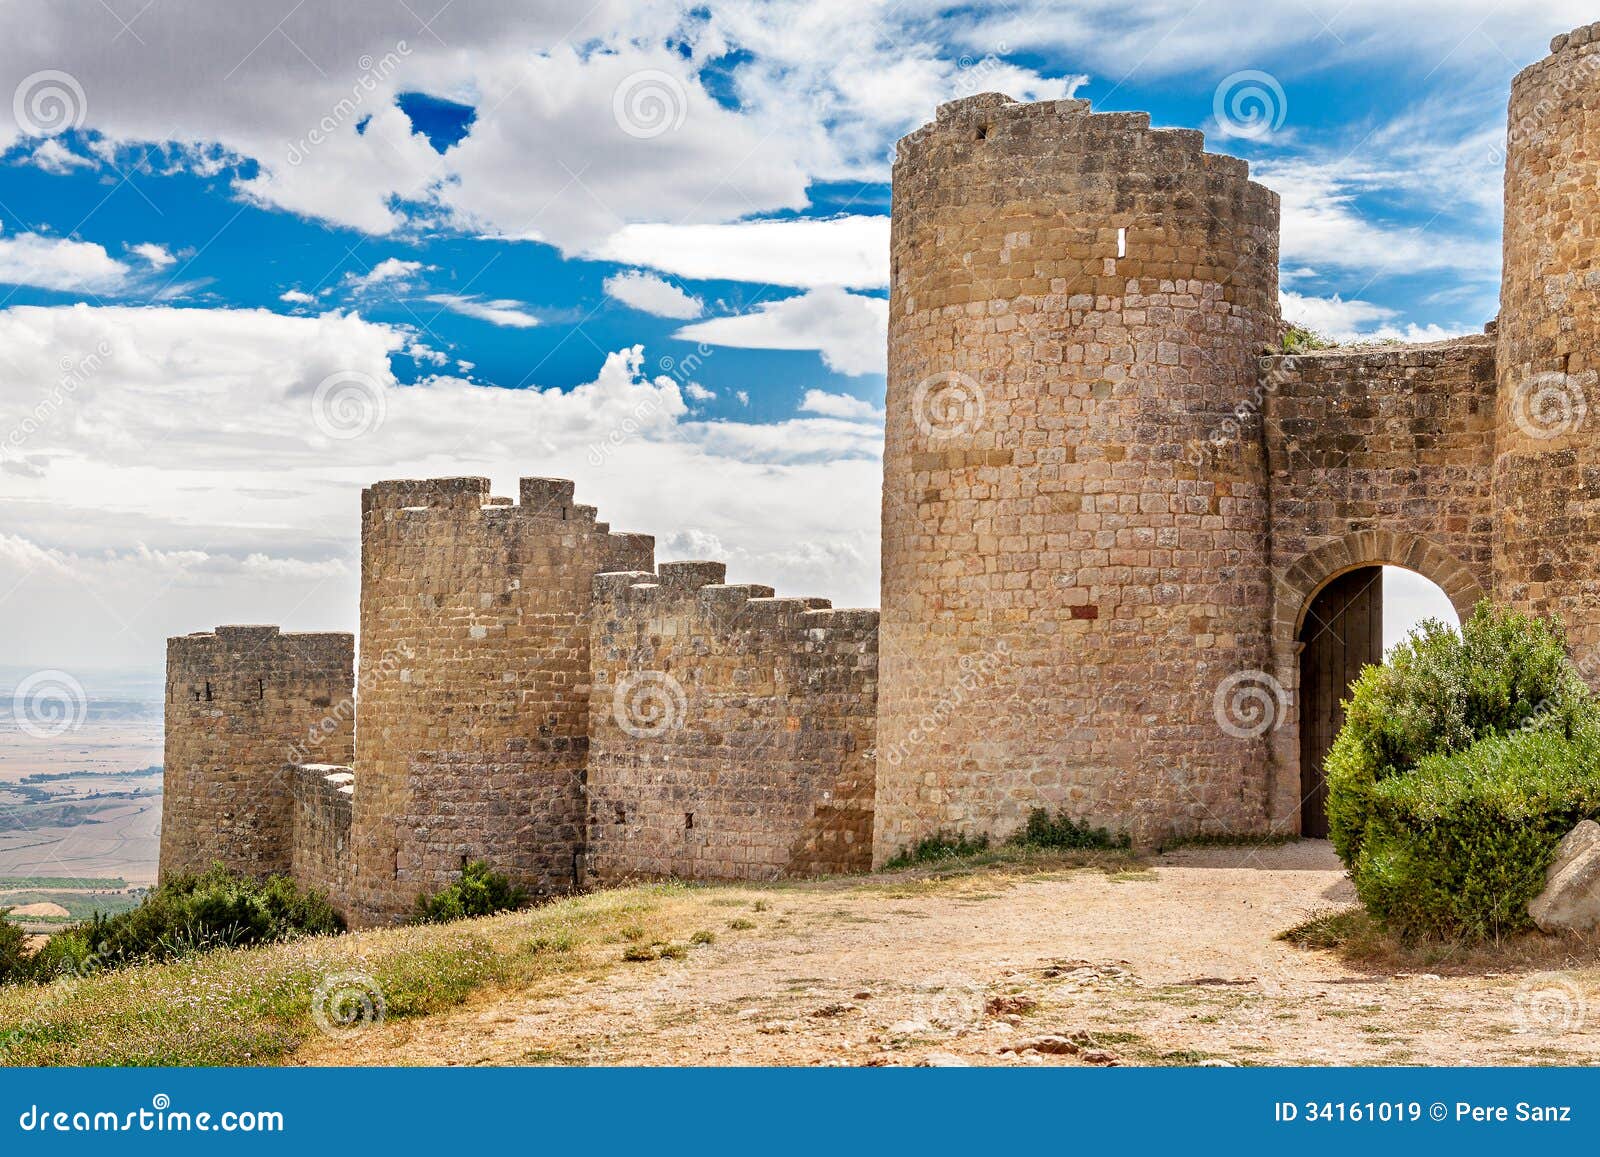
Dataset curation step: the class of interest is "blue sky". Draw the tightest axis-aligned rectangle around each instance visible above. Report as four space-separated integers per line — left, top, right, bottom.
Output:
0 0 1582 668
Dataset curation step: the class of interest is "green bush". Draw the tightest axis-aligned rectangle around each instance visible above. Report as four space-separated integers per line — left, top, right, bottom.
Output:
21 866 342 983
1012 807 1130 851
411 860 529 925
0 912 30 984
1353 724 1600 939
882 831 991 869
1325 602 1592 864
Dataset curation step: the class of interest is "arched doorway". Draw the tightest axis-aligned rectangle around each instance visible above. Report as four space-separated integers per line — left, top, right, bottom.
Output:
1296 567 1383 838
1294 563 1464 838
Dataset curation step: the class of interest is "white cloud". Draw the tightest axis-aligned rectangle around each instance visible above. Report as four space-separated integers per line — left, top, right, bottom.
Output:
25 139 94 174
0 303 883 665
129 242 175 269
800 389 882 420
594 216 890 290
683 382 715 401
1280 290 1473 344
425 294 540 328
0 229 128 293
735 391 750 406
603 270 703 319
346 257 426 292
280 289 316 305
675 287 888 375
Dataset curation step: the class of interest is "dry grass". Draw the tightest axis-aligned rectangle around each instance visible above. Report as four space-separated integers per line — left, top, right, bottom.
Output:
0 881 752 1066
1278 905 1600 975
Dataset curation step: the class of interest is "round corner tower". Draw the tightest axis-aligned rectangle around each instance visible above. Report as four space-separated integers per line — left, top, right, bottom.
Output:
160 624 355 879
874 93 1282 863
1494 22 1600 668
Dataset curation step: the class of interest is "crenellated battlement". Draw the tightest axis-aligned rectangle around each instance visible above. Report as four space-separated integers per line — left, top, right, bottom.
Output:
587 554 878 883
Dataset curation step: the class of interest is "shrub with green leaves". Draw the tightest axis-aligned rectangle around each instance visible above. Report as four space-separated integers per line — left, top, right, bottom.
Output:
411 860 529 924
0 912 30 984
1325 601 1593 864
1012 807 1130 851
1324 600 1600 940
18 866 342 983
1353 724 1600 939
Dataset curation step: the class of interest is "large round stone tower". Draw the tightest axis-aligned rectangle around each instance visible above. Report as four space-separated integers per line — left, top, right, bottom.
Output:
874 94 1281 862
1494 23 1600 666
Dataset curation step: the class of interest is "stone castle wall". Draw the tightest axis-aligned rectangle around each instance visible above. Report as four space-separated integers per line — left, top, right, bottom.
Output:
290 763 354 902
348 477 654 924
160 625 353 879
876 93 1283 861
585 562 878 882
1257 336 1500 828
1496 23 1600 672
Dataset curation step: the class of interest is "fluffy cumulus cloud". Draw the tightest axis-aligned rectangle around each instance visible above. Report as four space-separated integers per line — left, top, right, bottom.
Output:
1280 290 1474 344
676 287 888 374
0 303 882 666
0 1 1080 254
0 228 129 293
602 270 703 319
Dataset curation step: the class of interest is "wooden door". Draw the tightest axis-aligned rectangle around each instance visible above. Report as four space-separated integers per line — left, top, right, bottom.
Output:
1297 567 1383 839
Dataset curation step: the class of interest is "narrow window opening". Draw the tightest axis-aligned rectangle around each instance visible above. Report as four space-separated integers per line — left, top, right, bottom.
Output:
685 811 695 831
614 803 626 825
974 124 988 141
1117 227 1127 259
257 678 265 700
203 681 213 702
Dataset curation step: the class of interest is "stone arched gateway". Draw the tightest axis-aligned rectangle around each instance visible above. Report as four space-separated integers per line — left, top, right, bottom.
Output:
1265 530 1488 837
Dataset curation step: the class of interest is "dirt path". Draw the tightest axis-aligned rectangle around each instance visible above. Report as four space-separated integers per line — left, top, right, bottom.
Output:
301 842 1600 1067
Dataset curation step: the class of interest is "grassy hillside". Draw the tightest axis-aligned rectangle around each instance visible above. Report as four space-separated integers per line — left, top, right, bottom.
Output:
0 881 757 1065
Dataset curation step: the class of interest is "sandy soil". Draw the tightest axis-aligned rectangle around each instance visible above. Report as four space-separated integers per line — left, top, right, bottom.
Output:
5 902 70 918
301 842 1600 1067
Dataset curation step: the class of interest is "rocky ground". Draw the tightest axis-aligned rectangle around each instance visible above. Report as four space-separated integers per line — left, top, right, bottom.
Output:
299 841 1600 1067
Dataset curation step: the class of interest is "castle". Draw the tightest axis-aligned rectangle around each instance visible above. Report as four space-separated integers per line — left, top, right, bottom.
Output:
162 25 1600 924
